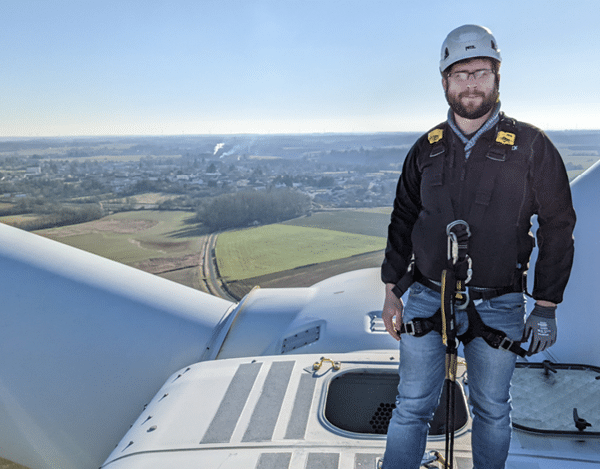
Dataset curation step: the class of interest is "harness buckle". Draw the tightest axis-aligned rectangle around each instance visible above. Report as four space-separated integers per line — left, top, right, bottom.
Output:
404 320 426 337
498 336 514 351
404 319 429 337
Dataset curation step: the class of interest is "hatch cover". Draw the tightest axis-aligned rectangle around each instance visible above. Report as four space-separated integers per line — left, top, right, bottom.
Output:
511 362 600 436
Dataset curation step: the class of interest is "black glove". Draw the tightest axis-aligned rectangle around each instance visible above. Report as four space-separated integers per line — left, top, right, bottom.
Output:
522 304 557 356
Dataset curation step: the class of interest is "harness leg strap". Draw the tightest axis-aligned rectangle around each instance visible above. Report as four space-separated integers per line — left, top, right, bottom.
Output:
459 301 528 358
397 300 528 358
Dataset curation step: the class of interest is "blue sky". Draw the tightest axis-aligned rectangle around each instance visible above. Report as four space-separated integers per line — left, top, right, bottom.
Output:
1 0 598 137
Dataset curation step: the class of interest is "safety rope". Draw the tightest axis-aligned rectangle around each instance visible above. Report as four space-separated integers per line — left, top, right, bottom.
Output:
441 268 458 469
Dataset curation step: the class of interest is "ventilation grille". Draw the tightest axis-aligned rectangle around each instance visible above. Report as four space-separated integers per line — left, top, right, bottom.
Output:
369 402 396 434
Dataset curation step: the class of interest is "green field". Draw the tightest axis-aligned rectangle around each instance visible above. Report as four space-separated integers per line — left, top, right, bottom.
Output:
216 223 387 281
37 210 205 265
31 209 390 291
281 209 391 237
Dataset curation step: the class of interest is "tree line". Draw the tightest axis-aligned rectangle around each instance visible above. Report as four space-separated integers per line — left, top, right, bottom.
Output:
5 202 103 231
195 188 311 231
0 186 311 233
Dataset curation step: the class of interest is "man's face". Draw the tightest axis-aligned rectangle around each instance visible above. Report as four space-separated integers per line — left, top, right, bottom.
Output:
443 58 500 120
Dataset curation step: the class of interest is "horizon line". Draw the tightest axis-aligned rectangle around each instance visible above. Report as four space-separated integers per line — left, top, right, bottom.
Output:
2 128 600 140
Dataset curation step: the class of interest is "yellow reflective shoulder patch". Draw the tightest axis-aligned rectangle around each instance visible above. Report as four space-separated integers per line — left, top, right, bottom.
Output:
428 128 444 144
496 131 516 146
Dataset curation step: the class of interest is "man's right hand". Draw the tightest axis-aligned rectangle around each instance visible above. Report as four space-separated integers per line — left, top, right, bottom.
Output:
382 283 404 340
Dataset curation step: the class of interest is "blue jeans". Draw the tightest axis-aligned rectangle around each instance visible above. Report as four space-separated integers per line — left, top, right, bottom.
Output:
382 282 525 469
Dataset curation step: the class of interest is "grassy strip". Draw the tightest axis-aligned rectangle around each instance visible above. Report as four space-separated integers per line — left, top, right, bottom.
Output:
216 224 386 281
36 211 204 265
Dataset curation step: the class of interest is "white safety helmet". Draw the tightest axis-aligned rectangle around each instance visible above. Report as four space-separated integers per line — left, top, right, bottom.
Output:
440 24 501 73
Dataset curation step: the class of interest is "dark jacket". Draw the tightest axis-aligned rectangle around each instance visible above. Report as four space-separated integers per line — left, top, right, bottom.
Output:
381 113 576 304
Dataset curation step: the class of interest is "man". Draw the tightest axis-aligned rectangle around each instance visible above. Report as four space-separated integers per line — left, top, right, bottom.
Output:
380 25 575 468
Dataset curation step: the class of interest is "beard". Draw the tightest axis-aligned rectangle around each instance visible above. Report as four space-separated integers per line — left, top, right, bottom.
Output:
445 85 499 120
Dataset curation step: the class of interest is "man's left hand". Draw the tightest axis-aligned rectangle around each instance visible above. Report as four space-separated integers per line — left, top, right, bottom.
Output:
522 303 557 356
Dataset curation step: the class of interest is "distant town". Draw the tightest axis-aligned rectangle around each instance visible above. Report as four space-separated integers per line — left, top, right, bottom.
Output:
0 131 598 231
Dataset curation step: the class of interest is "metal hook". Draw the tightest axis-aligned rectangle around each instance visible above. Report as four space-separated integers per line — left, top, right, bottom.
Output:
312 357 341 371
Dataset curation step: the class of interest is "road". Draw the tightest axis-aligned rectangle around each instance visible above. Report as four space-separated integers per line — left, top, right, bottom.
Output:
200 232 238 301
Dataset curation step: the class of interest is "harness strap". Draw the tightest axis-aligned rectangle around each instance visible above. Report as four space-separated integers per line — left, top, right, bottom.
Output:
399 315 440 338
427 115 518 226
441 269 455 346
398 302 527 358
417 274 520 301
398 278 528 358
468 117 517 228
460 301 528 358
391 259 415 300
428 132 456 221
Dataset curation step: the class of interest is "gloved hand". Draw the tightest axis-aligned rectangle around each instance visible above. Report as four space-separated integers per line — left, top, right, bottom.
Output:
522 304 557 356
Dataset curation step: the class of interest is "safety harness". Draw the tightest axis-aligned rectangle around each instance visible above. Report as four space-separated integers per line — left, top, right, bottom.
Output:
393 117 528 469
398 270 528 359
395 115 528 359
